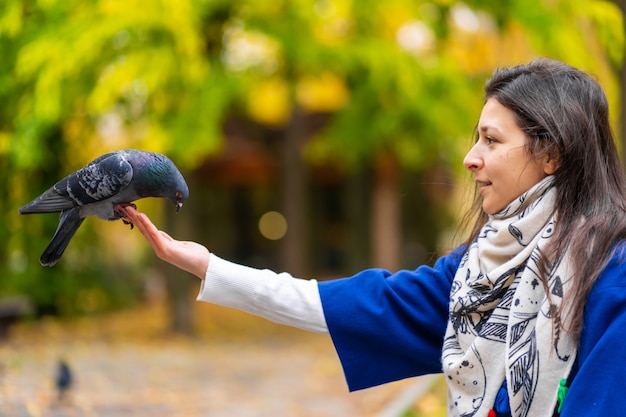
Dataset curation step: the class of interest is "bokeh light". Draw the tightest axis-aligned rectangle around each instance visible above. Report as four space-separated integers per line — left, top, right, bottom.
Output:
258 211 288 240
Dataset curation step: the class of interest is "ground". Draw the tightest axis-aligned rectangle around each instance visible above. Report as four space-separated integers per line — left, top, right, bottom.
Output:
0 301 447 417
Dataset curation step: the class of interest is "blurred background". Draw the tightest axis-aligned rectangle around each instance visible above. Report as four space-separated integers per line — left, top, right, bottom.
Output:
0 0 624 416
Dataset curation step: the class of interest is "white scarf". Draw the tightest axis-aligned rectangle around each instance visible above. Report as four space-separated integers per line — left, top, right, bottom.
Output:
442 176 577 417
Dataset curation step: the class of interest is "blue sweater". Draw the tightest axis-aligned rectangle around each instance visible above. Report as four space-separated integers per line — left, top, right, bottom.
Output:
318 245 626 416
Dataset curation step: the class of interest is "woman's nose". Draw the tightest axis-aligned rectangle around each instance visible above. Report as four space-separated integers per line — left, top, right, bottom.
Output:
463 144 483 172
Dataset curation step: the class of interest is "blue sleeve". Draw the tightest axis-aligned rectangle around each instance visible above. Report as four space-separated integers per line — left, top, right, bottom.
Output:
561 246 626 415
318 247 464 391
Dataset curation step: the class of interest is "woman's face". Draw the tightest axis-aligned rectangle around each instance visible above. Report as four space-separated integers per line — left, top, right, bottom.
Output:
463 98 556 214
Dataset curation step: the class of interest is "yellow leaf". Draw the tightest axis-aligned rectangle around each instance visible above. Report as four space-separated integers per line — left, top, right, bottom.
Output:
0 131 10 155
246 77 290 126
296 72 349 112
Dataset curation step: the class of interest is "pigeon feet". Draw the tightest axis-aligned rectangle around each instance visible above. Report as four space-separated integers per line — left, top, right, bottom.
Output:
114 203 137 229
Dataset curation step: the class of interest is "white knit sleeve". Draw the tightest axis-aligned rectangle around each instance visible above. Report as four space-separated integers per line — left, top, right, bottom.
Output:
197 254 328 333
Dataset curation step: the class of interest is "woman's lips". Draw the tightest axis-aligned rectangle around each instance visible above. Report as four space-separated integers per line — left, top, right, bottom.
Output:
477 180 492 192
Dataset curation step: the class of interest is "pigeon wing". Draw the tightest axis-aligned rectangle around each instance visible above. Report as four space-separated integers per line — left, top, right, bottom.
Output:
19 152 133 214
66 152 134 205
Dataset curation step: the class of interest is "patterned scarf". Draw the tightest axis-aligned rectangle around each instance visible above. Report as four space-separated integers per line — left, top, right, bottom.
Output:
442 176 577 417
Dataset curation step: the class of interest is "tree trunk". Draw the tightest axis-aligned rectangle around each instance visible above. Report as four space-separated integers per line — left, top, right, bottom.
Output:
370 152 401 271
163 190 197 335
279 108 309 277
345 170 370 271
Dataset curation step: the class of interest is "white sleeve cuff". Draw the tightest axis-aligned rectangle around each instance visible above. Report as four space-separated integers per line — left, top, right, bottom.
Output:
197 254 328 333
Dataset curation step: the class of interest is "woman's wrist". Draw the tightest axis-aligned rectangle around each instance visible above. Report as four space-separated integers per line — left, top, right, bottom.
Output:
196 251 210 280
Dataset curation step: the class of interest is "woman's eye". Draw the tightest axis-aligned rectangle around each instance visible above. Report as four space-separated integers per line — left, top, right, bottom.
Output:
486 137 496 145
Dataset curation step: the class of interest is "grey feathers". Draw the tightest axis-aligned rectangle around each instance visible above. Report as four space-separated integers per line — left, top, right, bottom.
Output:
19 149 189 266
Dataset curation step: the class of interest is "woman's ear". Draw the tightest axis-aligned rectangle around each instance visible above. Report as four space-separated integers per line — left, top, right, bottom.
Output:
543 154 559 175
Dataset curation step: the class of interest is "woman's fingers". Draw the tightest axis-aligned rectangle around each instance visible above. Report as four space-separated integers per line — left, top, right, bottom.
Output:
121 206 209 278
124 207 168 250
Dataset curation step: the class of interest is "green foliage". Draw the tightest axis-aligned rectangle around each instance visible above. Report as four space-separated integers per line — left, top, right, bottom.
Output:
0 0 621 313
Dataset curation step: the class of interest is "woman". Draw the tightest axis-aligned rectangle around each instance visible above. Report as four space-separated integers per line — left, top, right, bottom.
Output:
123 59 626 417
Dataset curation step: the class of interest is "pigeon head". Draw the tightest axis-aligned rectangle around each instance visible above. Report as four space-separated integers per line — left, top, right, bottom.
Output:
171 171 189 212
159 170 189 212
132 151 189 211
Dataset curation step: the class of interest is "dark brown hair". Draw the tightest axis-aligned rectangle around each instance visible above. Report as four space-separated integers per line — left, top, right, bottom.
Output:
463 58 626 338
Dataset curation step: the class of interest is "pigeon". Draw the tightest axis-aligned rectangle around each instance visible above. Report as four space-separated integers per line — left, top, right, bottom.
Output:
55 358 73 402
19 149 189 266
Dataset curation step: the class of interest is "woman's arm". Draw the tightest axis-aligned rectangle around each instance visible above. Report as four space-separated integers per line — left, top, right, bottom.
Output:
125 206 465 390
319 248 464 391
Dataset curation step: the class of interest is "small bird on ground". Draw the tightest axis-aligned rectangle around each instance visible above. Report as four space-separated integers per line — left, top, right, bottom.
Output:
55 358 73 402
19 149 189 266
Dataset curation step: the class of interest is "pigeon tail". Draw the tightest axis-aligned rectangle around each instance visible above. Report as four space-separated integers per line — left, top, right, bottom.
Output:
40 208 85 267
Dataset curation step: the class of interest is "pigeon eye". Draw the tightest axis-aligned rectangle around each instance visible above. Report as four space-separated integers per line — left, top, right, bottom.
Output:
176 192 183 199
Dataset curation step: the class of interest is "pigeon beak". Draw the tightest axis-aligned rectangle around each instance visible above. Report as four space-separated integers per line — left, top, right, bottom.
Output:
176 202 183 212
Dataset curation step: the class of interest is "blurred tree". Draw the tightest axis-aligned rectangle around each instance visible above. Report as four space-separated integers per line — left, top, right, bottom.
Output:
0 0 622 330
611 0 626 165
0 0 237 320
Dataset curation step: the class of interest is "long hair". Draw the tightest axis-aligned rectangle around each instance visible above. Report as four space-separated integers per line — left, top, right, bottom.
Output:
462 58 626 338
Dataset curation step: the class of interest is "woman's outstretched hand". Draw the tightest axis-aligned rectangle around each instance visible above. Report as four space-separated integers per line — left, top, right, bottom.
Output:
123 206 210 280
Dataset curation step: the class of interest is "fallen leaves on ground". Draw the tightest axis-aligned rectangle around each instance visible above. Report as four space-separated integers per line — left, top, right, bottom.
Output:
0 300 447 417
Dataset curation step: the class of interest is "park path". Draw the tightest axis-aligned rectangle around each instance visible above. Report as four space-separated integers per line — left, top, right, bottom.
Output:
0 302 445 417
